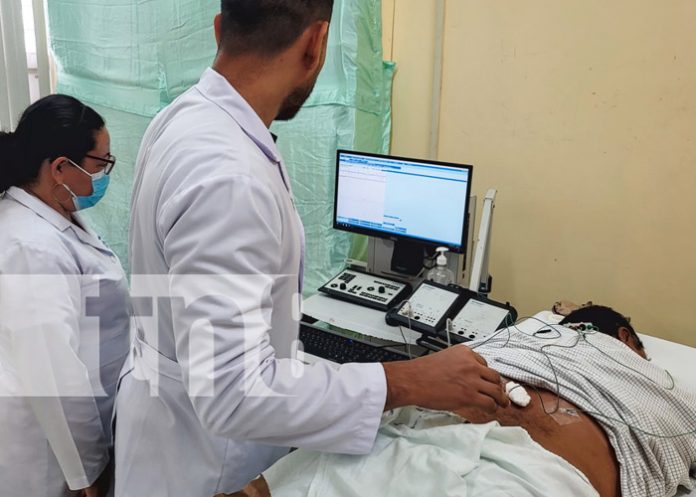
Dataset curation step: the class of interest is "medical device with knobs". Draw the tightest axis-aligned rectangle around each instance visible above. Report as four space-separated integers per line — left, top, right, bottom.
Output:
387 280 518 348
448 299 512 341
393 281 461 335
318 268 412 311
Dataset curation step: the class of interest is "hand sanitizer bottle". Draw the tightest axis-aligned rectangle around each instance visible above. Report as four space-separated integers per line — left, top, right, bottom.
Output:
427 247 455 285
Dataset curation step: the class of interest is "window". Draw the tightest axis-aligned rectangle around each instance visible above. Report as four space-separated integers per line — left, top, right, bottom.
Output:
22 0 41 102
0 0 50 129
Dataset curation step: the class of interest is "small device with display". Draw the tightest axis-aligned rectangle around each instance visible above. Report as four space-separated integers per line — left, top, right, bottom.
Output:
386 280 516 344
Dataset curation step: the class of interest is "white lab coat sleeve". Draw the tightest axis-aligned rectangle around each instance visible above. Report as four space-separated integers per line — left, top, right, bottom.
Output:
160 174 387 455
0 242 109 490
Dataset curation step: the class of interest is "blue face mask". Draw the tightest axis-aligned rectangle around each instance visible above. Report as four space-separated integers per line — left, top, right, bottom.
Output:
63 160 111 211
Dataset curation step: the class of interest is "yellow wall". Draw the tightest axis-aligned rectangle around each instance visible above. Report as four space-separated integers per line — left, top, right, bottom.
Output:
384 0 696 346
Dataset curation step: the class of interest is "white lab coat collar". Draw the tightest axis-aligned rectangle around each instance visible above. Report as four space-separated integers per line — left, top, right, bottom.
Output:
196 68 282 165
6 186 72 232
5 186 111 254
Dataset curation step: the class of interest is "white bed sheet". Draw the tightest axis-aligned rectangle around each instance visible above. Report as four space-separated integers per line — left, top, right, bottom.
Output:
639 334 696 393
638 334 696 497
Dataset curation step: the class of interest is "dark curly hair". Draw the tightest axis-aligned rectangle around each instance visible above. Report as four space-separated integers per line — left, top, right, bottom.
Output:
560 305 644 350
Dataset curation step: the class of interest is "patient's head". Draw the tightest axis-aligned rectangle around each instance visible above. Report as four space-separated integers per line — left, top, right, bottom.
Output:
560 305 647 359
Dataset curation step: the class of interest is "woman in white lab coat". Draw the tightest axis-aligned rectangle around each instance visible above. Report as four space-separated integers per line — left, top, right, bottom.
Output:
0 95 131 497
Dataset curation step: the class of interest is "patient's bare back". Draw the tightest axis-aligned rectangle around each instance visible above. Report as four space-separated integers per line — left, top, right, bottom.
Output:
218 383 620 497
455 381 620 497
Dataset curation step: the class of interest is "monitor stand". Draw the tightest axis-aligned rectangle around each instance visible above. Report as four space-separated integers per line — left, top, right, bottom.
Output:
366 195 479 286
390 239 428 276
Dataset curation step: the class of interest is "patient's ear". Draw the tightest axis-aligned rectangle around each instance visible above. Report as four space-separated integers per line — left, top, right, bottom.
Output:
617 327 631 344
618 327 647 359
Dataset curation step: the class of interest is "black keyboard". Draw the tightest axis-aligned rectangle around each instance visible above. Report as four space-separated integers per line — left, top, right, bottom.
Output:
299 323 410 363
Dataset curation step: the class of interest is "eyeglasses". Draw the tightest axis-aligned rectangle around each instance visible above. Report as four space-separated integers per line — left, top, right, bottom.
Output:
84 153 117 175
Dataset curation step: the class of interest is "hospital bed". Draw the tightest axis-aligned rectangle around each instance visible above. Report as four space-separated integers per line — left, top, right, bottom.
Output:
507 312 696 497
638 333 695 394
639 333 696 497
300 301 696 497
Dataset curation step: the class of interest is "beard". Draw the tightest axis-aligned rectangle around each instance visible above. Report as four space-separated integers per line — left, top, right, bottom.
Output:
275 75 319 122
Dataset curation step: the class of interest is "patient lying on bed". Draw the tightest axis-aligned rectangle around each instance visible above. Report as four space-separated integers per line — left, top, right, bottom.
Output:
452 305 650 497
226 306 696 497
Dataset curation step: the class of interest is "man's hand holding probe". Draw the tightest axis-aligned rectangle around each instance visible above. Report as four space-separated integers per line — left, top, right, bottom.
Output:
214 346 508 497
382 344 510 412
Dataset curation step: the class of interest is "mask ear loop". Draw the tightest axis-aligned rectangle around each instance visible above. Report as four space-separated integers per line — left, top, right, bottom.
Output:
51 157 78 205
51 183 76 209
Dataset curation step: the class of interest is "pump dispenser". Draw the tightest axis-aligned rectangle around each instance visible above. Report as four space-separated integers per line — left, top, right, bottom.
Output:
426 247 455 285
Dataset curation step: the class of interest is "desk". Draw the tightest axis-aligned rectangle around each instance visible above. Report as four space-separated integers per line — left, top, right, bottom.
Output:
303 293 421 345
299 294 428 364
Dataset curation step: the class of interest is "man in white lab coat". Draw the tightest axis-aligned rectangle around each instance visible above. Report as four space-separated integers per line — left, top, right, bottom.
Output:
115 1 508 496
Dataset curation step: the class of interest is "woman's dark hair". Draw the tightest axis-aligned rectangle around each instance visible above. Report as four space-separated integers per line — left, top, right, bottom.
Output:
0 94 105 192
560 305 645 350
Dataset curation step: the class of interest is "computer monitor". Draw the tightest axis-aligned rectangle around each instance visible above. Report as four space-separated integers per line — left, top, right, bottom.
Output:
334 150 473 275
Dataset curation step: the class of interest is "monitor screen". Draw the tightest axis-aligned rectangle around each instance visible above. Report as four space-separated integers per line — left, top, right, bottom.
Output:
334 151 473 253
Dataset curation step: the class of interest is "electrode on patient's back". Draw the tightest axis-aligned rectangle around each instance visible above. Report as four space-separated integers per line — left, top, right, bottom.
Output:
550 405 583 426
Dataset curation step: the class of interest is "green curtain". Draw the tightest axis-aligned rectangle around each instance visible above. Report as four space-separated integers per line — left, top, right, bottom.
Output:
48 0 393 294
